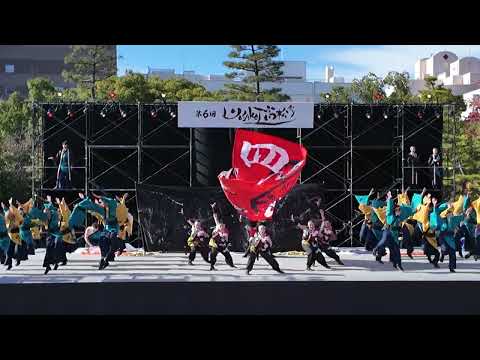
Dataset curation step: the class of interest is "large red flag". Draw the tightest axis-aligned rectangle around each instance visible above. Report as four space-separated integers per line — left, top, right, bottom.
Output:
218 129 307 221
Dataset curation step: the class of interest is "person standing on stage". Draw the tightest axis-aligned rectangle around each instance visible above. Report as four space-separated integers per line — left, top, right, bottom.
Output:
208 203 235 270
48 140 72 190
428 147 442 189
0 207 9 265
186 219 211 266
406 146 420 186
374 191 413 270
296 220 331 270
318 212 345 266
246 224 284 275
433 201 463 272
42 196 61 274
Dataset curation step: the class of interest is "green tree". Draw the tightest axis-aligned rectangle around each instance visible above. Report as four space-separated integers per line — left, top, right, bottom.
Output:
383 71 413 103
63 45 117 100
350 72 385 103
0 92 31 138
27 77 57 102
321 86 352 103
0 92 32 201
223 45 289 101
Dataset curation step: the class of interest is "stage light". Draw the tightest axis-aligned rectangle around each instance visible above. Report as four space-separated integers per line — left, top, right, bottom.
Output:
365 112 371 119
317 113 321 119
67 109 74 119
333 112 339 119
83 107 88 114
47 109 54 118
100 111 106 118
120 109 127 118
417 111 423 119
383 112 388 119
170 111 176 118
150 109 158 118
161 93 166 98
435 111 441 119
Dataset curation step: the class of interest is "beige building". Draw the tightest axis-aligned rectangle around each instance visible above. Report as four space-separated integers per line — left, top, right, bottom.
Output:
0 45 117 98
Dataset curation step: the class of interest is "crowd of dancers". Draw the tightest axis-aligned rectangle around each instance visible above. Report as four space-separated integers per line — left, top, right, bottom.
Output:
2 182 480 275
356 182 480 272
0 193 133 274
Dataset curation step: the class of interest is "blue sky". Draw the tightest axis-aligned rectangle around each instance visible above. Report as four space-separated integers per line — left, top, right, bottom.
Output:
117 45 480 82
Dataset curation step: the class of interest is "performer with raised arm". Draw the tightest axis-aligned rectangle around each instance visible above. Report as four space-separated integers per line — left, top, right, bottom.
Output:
246 224 284 275
318 209 345 265
115 193 132 255
208 202 235 270
91 193 121 263
296 219 331 270
413 192 440 268
432 201 463 272
17 198 45 260
73 192 109 269
186 218 210 266
375 191 413 270
397 187 416 259
42 195 61 274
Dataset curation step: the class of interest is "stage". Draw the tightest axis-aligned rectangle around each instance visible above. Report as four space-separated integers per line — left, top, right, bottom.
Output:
0 247 479 283
1 247 479 315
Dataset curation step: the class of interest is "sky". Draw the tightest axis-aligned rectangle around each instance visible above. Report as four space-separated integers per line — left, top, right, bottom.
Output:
117 45 480 82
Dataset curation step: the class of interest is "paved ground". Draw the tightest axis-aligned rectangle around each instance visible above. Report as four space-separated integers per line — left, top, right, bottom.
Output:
1 247 480 283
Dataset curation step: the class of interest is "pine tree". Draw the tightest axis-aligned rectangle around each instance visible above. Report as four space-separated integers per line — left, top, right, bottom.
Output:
223 45 289 101
62 45 117 100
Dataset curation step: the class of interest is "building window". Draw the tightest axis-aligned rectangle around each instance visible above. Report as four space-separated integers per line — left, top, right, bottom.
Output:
5 64 14 73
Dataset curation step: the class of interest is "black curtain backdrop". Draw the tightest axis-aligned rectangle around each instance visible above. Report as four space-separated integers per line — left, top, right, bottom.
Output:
136 183 328 253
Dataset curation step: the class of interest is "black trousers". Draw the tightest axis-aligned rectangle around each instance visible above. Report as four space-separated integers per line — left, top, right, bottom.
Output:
402 224 414 256
319 244 341 263
246 250 281 272
210 247 234 267
99 235 112 260
5 241 15 267
106 235 122 262
56 170 71 189
189 245 210 264
43 235 57 268
440 242 456 270
423 238 440 264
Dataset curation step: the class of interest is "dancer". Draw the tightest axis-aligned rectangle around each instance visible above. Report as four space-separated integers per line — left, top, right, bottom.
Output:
92 193 121 263
246 224 284 275
72 193 110 270
318 212 345 265
296 220 331 270
42 196 61 274
433 200 462 272
374 191 413 270
3 198 25 270
208 203 235 270
397 187 416 259
0 205 9 265
48 140 72 190
116 193 132 255
355 189 384 251
413 193 440 268
186 218 210 265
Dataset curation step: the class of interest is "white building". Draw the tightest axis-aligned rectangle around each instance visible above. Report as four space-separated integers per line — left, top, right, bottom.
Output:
413 51 480 96
147 62 350 103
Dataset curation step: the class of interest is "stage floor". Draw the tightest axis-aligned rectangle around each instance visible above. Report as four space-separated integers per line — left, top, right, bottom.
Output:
1 247 480 283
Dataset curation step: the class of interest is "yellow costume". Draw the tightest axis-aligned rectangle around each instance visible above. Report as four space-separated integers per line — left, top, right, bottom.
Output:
5 205 23 245
58 199 75 244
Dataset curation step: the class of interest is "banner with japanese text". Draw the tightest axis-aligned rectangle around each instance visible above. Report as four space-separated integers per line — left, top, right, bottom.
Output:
178 101 314 128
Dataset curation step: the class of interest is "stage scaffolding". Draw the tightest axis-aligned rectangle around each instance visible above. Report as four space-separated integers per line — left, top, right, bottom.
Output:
32 102 457 248
299 103 457 247
31 102 192 244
